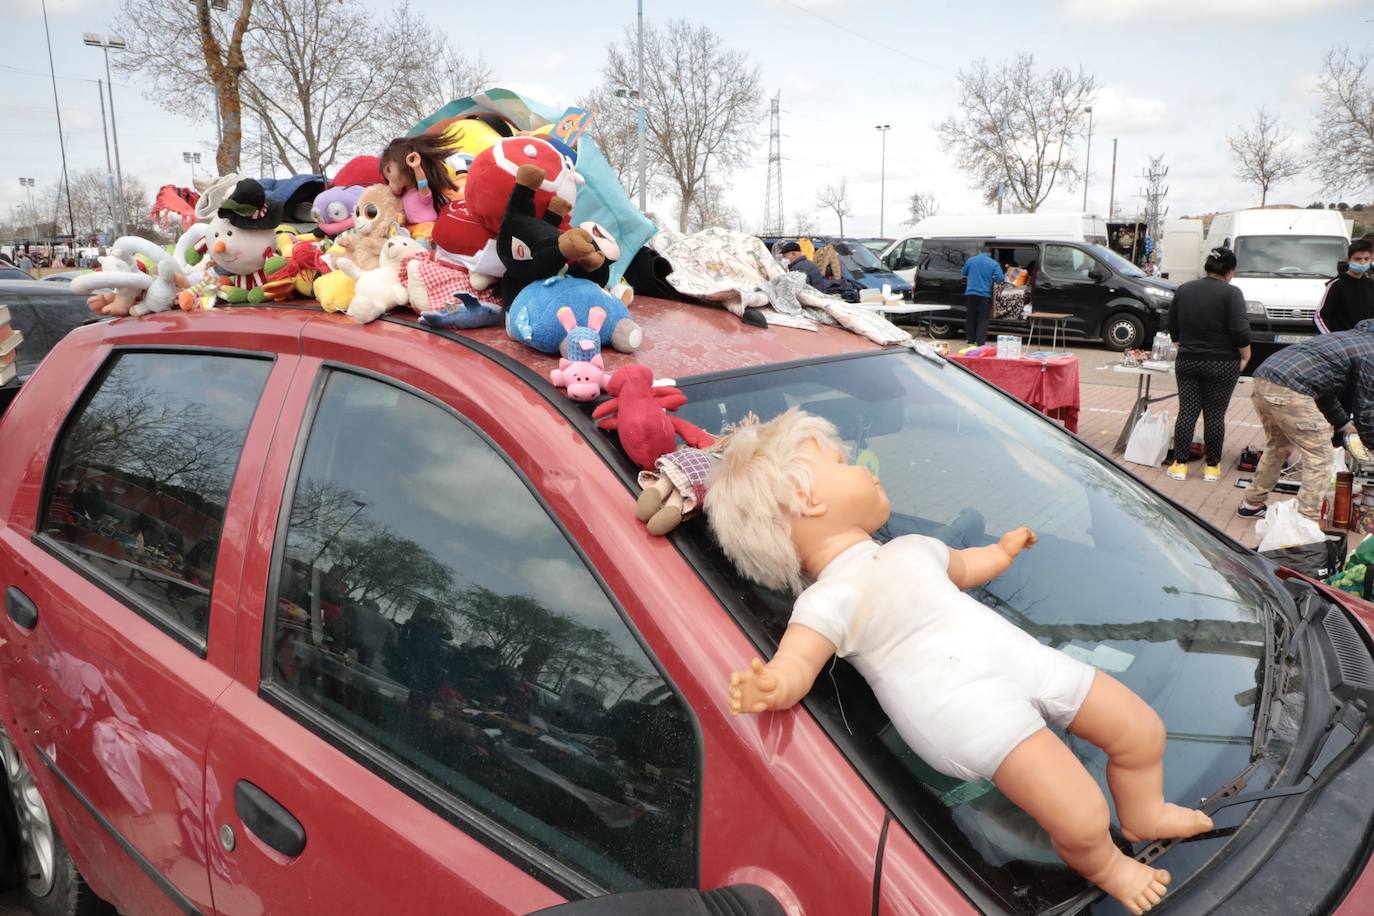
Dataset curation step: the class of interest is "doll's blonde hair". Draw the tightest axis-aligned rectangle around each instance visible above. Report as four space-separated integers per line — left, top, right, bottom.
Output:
705 408 845 595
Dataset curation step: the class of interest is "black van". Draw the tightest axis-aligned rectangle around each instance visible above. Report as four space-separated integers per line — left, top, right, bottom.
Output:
903 237 1177 351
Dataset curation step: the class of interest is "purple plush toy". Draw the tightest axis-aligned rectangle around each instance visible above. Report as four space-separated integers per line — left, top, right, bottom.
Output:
311 185 366 237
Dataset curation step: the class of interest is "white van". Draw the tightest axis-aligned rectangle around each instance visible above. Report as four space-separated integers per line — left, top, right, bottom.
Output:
1162 209 1353 344
880 212 1109 284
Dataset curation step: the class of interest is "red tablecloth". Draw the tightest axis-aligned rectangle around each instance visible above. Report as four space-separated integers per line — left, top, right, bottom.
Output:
947 354 1080 432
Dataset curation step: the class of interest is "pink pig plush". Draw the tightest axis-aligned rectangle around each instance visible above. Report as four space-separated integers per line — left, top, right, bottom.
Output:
550 306 611 402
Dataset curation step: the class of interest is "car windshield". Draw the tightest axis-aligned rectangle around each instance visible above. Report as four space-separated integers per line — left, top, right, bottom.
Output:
836 241 885 271
674 350 1289 913
1088 244 1145 278
1234 235 1347 278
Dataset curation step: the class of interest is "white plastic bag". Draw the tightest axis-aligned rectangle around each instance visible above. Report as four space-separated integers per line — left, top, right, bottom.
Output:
1256 498 1326 551
1124 408 1171 467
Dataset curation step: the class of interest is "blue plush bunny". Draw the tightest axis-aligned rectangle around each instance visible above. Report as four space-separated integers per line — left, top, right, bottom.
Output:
506 275 642 355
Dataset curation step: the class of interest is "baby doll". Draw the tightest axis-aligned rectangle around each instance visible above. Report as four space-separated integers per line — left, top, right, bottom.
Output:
379 135 463 238
705 409 1211 916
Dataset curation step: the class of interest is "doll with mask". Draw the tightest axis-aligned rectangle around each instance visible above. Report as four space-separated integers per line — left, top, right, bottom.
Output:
706 409 1211 916
379 135 464 239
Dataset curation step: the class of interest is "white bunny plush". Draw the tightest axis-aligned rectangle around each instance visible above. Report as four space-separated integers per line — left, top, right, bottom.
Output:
72 224 208 317
339 230 426 324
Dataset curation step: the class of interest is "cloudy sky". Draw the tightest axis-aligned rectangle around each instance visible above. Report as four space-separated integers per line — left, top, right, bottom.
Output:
0 0 1366 239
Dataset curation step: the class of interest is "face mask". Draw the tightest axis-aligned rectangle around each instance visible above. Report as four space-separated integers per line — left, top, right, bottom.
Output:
1350 261 1372 274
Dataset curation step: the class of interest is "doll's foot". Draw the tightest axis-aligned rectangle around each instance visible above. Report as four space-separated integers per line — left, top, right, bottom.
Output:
646 504 683 536
547 196 572 219
610 318 643 352
516 164 546 189
1120 804 1212 843
636 487 665 522
1089 855 1170 916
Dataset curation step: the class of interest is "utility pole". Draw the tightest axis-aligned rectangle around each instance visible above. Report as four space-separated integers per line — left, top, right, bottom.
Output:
763 93 784 235
84 34 128 237
1108 138 1119 220
636 0 647 213
41 0 76 241
875 124 891 237
1137 154 1169 266
96 80 118 242
1082 105 1094 213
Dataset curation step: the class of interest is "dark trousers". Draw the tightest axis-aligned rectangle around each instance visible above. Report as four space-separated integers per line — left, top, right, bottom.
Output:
965 294 992 344
1173 357 1242 466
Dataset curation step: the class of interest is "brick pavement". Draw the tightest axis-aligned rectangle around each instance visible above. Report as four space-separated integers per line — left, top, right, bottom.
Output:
1075 375 1358 550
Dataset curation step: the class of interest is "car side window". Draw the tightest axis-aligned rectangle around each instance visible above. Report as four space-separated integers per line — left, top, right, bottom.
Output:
1043 244 1094 280
889 238 923 271
266 370 697 892
38 352 272 641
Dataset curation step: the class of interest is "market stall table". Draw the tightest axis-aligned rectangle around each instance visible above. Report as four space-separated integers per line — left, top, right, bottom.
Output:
1110 364 1177 453
946 353 1080 432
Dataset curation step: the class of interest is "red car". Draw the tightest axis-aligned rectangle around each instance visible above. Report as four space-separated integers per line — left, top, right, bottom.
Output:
0 300 1373 916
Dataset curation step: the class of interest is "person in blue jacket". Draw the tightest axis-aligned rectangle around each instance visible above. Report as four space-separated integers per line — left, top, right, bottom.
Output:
961 245 1005 345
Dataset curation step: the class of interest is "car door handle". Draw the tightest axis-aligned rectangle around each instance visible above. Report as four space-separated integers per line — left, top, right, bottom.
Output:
5 587 37 630
234 780 306 857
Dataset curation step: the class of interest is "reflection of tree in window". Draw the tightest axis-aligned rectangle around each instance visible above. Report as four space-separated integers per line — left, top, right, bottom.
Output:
41 353 270 636
270 373 696 890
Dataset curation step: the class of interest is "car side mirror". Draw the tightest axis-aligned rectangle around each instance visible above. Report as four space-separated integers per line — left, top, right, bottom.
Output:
528 885 785 916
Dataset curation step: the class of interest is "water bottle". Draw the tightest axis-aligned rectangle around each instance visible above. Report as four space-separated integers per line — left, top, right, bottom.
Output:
1151 332 1169 362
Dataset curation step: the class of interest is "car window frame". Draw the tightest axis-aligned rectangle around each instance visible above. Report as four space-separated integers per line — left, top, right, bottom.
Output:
1041 243 1100 281
255 360 705 901
32 344 277 657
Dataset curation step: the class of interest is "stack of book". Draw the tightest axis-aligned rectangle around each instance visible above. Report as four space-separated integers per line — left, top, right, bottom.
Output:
0 305 22 386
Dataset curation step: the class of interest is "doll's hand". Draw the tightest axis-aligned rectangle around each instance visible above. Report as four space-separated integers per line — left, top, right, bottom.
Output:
998 526 1037 560
729 658 781 715
405 151 422 170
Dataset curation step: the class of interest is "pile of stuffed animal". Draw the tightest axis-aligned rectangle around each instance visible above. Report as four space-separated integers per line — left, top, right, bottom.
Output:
70 103 729 535
73 114 642 404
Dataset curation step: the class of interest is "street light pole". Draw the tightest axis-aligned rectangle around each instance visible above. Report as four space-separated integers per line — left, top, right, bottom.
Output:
84 34 127 237
1109 137 1119 220
875 124 891 237
41 0 76 242
1082 105 1094 213
96 80 118 242
636 0 647 213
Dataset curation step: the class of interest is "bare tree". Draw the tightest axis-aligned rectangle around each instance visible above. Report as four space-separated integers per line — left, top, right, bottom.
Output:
817 179 853 236
1227 107 1304 206
578 87 668 202
1311 47 1374 195
25 170 158 242
684 181 744 232
115 0 254 173
597 20 762 230
117 0 485 178
790 210 818 235
904 190 940 225
936 55 1096 213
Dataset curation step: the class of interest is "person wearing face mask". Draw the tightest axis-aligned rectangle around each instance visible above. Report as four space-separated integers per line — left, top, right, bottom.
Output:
1316 238 1374 334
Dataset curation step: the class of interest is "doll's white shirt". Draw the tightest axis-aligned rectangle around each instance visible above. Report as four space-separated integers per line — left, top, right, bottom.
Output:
790 535 1095 782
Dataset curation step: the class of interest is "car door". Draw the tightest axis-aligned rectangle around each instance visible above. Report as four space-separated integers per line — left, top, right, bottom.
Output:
883 238 922 286
1034 243 1103 338
0 335 295 915
200 340 703 913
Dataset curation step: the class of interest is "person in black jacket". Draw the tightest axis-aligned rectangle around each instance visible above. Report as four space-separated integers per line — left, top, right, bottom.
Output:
1166 247 1252 482
1316 238 1374 334
779 241 838 293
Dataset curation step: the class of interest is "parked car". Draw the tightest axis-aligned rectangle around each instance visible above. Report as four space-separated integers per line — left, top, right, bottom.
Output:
1163 209 1353 346
42 270 89 283
856 238 892 259
758 236 914 298
1 301 1374 915
0 279 96 387
895 237 1174 351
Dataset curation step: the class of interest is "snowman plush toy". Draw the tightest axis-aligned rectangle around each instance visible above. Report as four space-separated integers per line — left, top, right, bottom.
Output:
205 178 287 303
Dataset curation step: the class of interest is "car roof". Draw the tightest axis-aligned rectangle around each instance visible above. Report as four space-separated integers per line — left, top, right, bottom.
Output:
413 295 884 381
